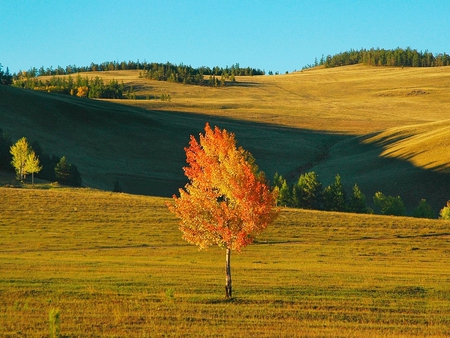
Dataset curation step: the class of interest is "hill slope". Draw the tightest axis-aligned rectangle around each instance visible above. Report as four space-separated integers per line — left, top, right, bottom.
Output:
2 64 450 212
0 84 337 196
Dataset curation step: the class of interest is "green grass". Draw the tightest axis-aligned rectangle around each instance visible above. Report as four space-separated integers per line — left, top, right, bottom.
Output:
1 187 449 337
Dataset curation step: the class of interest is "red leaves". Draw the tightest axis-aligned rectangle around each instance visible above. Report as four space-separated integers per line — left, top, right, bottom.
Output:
167 123 279 252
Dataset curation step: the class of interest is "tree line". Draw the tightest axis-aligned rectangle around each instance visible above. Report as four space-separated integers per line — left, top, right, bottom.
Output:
140 62 263 86
12 60 264 82
306 47 450 69
0 130 82 187
273 171 449 219
12 74 125 99
0 64 13 85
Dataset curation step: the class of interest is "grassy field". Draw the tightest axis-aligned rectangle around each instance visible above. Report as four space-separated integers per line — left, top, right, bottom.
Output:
1 187 449 337
1 64 450 212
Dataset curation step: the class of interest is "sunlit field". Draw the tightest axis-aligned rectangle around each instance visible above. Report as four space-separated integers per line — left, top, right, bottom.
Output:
1 187 449 337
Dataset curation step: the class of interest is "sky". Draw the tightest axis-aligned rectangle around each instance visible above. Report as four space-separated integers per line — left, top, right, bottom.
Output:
1 0 450 74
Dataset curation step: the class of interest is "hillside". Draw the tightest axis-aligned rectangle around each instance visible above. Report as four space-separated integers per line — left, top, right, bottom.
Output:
1 64 450 212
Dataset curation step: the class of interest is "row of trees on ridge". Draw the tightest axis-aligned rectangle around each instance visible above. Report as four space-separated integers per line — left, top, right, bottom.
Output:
12 74 125 99
308 47 450 69
0 64 13 85
140 62 261 86
13 61 264 83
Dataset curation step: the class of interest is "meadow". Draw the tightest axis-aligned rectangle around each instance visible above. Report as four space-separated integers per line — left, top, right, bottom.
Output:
1 187 449 337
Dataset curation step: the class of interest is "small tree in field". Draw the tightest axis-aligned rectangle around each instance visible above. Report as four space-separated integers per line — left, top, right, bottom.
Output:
24 150 42 185
440 201 450 220
167 123 279 299
10 137 41 182
10 137 30 181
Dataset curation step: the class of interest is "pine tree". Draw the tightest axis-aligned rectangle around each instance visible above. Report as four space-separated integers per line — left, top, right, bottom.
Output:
373 191 405 216
278 180 291 207
55 156 82 187
323 174 347 211
292 172 322 209
348 183 367 213
413 199 434 219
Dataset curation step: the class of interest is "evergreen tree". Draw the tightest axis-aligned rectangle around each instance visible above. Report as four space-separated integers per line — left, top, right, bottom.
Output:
0 64 12 85
0 128 12 170
277 180 292 207
55 156 82 187
272 172 284 189
412 199 435 219
348 183 367 213
292 171 322 209
323 174 347 211
373 191 405 216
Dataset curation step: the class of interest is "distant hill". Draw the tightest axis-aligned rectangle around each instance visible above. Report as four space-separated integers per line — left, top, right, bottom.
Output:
1 64 450 214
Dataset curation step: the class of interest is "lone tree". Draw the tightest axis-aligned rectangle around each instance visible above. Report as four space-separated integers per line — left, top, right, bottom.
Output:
167 123 279 298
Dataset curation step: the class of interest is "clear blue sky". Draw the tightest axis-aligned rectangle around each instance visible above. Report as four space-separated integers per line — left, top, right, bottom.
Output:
1 0 449 74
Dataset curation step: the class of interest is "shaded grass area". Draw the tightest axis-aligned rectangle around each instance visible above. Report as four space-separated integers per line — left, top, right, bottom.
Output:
2 83 450 213
1 188 449 337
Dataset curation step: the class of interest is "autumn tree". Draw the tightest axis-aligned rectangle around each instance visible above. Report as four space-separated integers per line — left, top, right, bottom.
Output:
10 137 42 183
76 86 89 97
24 151 42 185
439 201 450 220
167 123 279 298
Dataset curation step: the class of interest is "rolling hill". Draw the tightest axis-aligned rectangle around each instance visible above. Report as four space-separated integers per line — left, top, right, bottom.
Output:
1 64 449 213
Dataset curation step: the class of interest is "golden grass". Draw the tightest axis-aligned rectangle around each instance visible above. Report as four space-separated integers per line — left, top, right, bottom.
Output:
82 65 450 135
363 120 450 173
1 187 449 337
68 65 450 174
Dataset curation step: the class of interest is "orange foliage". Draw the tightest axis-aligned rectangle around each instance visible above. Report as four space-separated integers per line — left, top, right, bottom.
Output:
76 86 89 98
167 123 279 251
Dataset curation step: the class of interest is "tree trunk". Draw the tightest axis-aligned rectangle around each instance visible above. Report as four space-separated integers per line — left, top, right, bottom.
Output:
225 247 232 299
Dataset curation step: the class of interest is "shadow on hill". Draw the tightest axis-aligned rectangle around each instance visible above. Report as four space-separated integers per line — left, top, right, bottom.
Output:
226 81 261 87
1 85 449 214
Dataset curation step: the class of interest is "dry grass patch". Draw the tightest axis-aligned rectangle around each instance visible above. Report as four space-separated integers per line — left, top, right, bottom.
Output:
1 188 449 337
